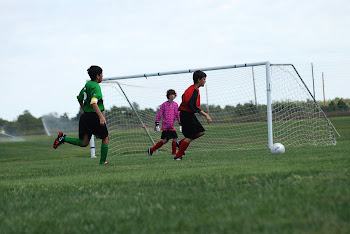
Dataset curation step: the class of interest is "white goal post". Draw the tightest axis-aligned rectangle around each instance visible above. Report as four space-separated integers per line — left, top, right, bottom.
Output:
91 61 336 157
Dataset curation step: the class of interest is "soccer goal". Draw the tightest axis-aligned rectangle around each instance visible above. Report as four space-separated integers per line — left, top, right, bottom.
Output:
92 61 336 157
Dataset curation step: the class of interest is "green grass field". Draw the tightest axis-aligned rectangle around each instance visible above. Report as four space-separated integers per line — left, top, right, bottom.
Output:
1 117 349 233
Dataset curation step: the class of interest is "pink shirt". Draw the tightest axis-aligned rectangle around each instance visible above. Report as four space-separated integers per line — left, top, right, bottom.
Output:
155 101 181 131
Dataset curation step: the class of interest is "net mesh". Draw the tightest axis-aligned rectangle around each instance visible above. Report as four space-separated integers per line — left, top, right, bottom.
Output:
270 65 336 146
95 64 336 156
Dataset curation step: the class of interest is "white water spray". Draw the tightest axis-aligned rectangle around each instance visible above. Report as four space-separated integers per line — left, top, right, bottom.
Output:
42 119 51 136
0 131 25 142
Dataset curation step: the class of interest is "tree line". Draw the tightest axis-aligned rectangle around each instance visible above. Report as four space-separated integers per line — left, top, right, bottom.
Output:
1 98 349 136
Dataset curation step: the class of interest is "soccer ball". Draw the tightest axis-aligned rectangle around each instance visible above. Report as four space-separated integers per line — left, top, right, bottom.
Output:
271 143 285 154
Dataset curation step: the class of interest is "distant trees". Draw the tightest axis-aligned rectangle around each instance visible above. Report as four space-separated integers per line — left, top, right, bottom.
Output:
321 98 349 112
337 98 348 110
1 98 349 136
0 110 45 136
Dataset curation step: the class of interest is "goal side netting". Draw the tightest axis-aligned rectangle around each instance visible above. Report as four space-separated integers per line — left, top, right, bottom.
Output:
94 62 336 156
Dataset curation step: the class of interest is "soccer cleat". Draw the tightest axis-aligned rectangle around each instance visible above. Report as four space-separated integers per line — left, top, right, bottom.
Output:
147 148 153 156
176 141 185 155
53 132 66 149
99 161 108 165
173 157 182 160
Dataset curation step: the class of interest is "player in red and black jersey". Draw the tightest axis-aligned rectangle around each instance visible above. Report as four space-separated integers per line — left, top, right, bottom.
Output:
174 70 212 160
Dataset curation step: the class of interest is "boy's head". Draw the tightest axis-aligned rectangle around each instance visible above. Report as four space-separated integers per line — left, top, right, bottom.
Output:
87 65 103 81
193 70 207 84
166 89 177 99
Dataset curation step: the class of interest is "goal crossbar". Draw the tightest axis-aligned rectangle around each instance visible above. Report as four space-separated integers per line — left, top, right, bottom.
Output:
103 62 270 81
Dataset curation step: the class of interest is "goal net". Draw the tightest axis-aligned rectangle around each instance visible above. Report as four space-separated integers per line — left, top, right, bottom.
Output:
94 62 336 156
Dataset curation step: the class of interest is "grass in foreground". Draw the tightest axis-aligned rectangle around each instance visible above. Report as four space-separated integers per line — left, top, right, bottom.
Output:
0 117 349 233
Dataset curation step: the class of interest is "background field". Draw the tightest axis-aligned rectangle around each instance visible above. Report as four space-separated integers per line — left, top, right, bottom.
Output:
0 117 349 233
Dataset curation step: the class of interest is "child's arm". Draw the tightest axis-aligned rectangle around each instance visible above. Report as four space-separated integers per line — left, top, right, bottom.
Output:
78 100 84 111
154 103 164 132
77 88 85 111
175 103 181 124
92 103 106 126
175 103 182 131
199 110 212 124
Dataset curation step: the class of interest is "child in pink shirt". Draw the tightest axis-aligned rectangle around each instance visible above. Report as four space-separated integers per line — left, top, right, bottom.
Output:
147 89 181 156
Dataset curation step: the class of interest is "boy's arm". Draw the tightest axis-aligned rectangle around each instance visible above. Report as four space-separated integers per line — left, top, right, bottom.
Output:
155 104 164 123
78 100 84 111
177 108 182 132
77 88 85 111
175 103 181 124
187 89 201 113
199 110 212 124
92 103 106 125
154 104 164 131
175 104 182 131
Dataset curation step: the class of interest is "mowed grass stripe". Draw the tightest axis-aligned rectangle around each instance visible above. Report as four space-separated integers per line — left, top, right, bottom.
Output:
0 116 349 233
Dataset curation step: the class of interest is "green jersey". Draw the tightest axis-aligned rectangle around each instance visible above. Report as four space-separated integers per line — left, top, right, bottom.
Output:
77 81 105 113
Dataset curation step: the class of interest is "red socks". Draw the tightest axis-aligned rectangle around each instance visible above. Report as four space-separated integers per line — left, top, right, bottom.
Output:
175 141 190 158
151 141 164 152
151 139 191 156
172 141 177 155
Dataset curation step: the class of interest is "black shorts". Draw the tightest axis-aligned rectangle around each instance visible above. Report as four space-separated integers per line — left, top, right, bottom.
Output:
180 111 205 139
79 112 109 140
161 130 178 140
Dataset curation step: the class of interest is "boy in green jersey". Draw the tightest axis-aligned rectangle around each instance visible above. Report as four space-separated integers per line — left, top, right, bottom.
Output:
53 65 110 165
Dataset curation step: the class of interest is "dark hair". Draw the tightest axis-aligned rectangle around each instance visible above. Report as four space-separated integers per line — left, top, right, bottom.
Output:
166 89 177 99
87 65 103 81
193 70 206 84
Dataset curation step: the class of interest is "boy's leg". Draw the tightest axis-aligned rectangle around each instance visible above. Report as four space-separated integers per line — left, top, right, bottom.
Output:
148 132 169 156
192 115 205 140
148 139 167 156
171 132 179 155
172 140 177 155
148 141 163 156
175 114 205 159
194 132 205 139
65 136 84 146
53 132 89 149
86 112 109 164
53 132 66 149
151 141 165 152
176 139 186 155
100 144 109 164
174 138 191 159
175 130 205 159
99 136 109 164
176 138 185 147
175 111 195 158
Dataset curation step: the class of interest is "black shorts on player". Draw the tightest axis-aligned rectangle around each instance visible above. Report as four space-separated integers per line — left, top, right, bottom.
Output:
161 130 178 141
180 111 205 139
79 112 108 140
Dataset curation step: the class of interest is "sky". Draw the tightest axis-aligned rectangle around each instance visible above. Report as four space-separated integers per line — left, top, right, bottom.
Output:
1 0 349 121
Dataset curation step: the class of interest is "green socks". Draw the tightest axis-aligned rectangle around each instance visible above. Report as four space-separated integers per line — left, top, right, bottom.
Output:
99 144 109 164
64 136 83 146
64 136 108 164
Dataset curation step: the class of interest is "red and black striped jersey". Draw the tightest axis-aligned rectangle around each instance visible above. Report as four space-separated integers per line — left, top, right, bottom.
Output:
178 85 201 113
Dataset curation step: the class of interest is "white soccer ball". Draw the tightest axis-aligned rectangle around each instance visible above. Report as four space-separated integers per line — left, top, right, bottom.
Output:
271 143 285 154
